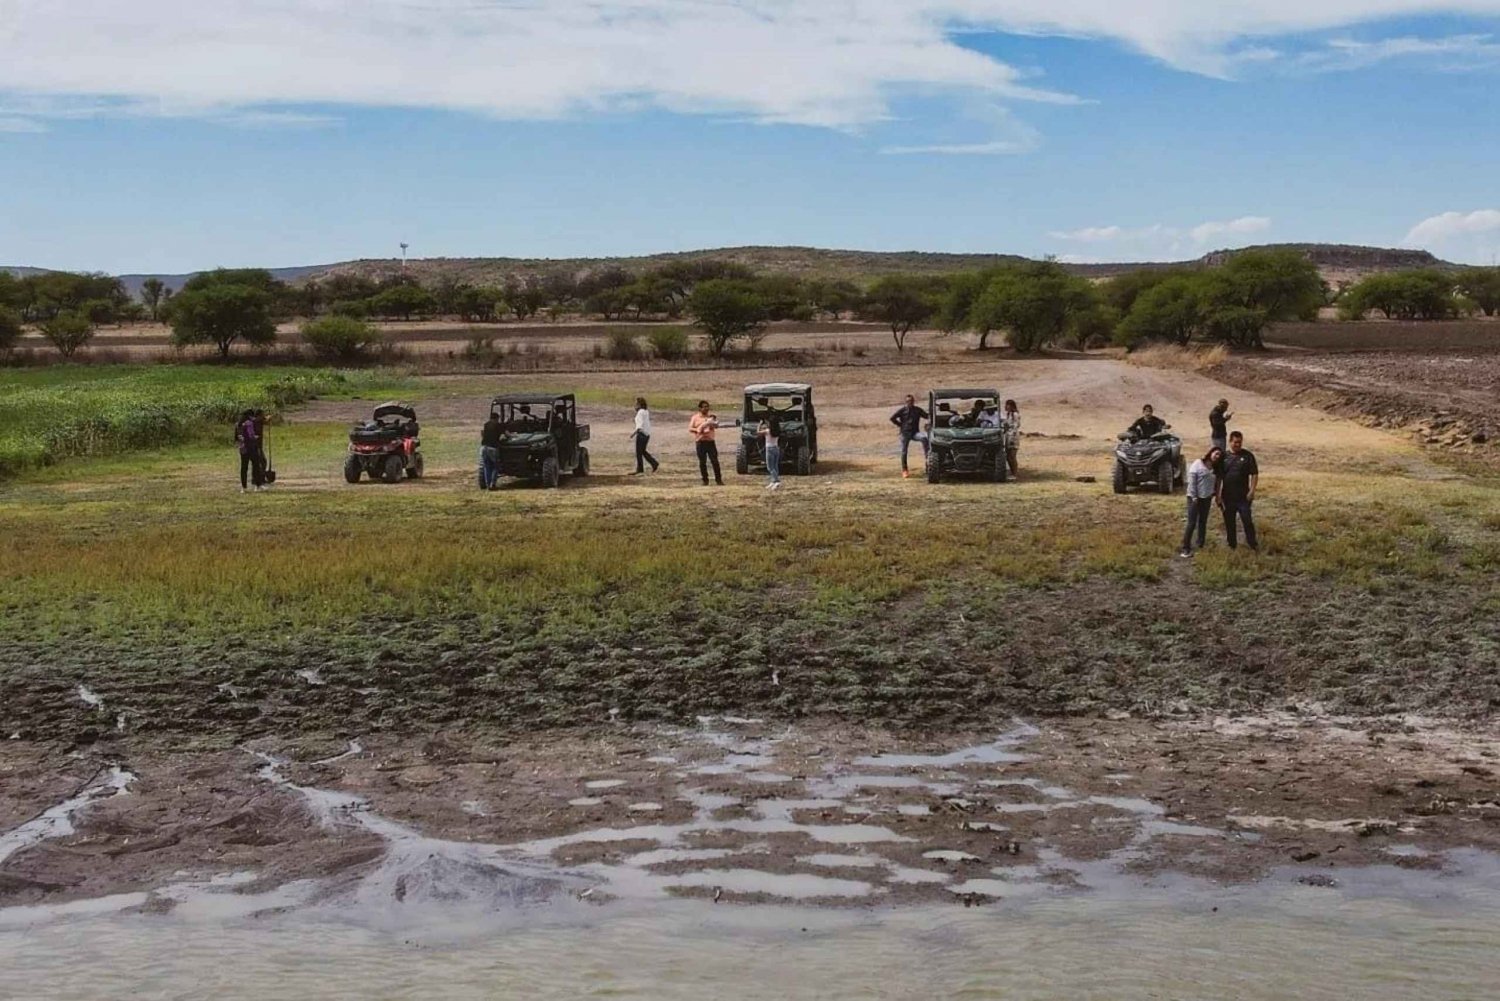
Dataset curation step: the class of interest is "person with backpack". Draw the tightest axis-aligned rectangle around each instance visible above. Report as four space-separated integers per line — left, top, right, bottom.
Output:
889 394 929 479
234 409 266 491
631 397 660 475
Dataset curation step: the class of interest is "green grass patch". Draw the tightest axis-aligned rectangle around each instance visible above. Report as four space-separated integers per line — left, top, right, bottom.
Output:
0 365 410 476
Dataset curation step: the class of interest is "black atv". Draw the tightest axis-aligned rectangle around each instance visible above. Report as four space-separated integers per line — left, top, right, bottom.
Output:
345 402 423 483
1112 427 1183 494
735 383 818 476
485 393 591 488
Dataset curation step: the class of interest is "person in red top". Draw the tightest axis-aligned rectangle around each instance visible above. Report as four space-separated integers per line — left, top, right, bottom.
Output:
688 399 724 486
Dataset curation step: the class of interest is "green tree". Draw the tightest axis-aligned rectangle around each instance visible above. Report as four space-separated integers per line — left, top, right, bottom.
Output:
370 284 436 321
1456 267 1500 317
1116 275 1204 348
169 284 277 358
1099 268 1193 316
503 276 548 320
1340 269 1458 321
0 307 21 355
40 311 95 359
806 279 862 320
860 275 940 352
140 278 166 321
1195 250 1323 348
968 262 1097 352
300 315 383 362
688 279 769 356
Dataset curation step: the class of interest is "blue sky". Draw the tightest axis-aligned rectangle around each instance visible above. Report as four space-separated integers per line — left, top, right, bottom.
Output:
1 1 1499 273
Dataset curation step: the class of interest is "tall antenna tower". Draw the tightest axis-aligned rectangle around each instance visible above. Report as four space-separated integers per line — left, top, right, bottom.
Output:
400 242 409 269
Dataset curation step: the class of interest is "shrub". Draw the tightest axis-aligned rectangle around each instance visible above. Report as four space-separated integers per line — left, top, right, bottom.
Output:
646 327 690 360
330 299 370 319
300 316 383 362
40 312 95 358
0 308 21 356
603 329 644 361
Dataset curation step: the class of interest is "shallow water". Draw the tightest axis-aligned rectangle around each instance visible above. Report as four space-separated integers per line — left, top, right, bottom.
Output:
5 866 1500 1000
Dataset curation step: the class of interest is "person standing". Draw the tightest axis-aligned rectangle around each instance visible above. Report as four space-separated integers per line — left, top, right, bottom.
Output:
1002 399 1021 478
1178 446 1223 558
689 400 723 486
1209 399 1232 453
1215 431 1259 551
759 413 783 491
234 409 265 491
632 397 660 474
480 410 503 490
889 394 929 479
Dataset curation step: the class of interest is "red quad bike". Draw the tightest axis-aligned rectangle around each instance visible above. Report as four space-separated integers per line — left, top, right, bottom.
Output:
344 402 424 483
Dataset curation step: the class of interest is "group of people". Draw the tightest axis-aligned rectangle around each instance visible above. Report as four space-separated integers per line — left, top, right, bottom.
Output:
1174 398 1260 557
889 395 1021 479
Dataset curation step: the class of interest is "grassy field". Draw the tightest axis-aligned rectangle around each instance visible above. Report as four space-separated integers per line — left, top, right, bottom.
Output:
1 360 1497 747
0 366 409 476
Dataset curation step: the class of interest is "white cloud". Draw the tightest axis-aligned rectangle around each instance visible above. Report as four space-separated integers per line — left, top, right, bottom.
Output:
1404 209 1500 263
0 116 45 133
1 1 1498 135
1299 32 1500 71
1050 216 1273 258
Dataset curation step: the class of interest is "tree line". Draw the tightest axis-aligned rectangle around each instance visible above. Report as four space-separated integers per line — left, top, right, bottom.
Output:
4 255 1498 361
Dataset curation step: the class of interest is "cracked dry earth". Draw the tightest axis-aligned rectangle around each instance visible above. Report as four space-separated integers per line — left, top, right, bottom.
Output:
2 712 1498 914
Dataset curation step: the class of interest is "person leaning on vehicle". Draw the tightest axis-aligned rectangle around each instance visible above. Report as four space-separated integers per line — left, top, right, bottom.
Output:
1128 404 1167 438
889 394 929 479
689 399 724 486
1215 431 1259 551
1209 398 1232 453
480 410 503 490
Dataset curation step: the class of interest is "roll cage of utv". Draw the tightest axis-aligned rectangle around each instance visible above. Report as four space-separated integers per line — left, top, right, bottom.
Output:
485 393 591 488
925 388 1014 483
344 401 424 483
735 383 818 476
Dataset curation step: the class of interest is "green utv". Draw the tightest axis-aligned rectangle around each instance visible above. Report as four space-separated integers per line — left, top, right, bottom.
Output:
735 383 819 476
485 393 591 488
925 388 1015 484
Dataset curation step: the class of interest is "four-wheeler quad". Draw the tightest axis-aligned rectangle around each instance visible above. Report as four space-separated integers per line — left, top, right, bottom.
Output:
1112 427 1183 494
735 383 819 476
344 402 424 483
485 393 591 488
925 388 1016 484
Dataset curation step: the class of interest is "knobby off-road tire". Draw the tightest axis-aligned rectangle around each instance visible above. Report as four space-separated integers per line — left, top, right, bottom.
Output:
343 455 362 484
1112 460 1127 494
795 448 812 476
991 448 1009 483
575 447 590 477
1157 460 1174 495
926 452 942 484
406 454 424 479
735 443 750 476
381 455 404 484
541 456 560 488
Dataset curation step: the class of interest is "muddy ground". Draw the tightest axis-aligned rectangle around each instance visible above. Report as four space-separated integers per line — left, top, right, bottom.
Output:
3 715 1498 909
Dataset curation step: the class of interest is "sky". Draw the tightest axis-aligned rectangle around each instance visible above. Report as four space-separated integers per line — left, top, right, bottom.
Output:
1 1 1499 274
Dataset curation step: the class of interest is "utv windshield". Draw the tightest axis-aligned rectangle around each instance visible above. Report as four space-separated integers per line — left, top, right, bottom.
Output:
745 395 804 422
496 402 552 433
932 395 1001 429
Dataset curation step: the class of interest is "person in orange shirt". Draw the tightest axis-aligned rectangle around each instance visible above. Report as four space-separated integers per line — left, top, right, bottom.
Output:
688 399 724 486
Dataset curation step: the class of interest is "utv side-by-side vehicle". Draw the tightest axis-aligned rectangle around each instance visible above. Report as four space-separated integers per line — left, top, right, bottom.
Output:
1112 427 1183 493
925 388 1016 483
483 393 591 488
344 402 424 483
735 383 819 476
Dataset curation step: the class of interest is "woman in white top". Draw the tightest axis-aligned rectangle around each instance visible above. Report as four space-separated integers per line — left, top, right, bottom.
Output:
632 397 659 474
1179 446 1223 557
1002 399 1021 478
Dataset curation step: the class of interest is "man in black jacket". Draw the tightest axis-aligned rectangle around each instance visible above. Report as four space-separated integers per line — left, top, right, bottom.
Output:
1215 431 1259 551
1128 404 1167 438
890 394 929 478
480 411 503 490
1209 399 1232 452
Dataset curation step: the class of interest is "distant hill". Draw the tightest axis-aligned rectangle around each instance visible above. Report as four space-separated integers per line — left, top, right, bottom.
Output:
4 244 1460 296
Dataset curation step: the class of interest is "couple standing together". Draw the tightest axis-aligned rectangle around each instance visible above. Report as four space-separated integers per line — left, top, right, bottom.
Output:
1181 409 1259 557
